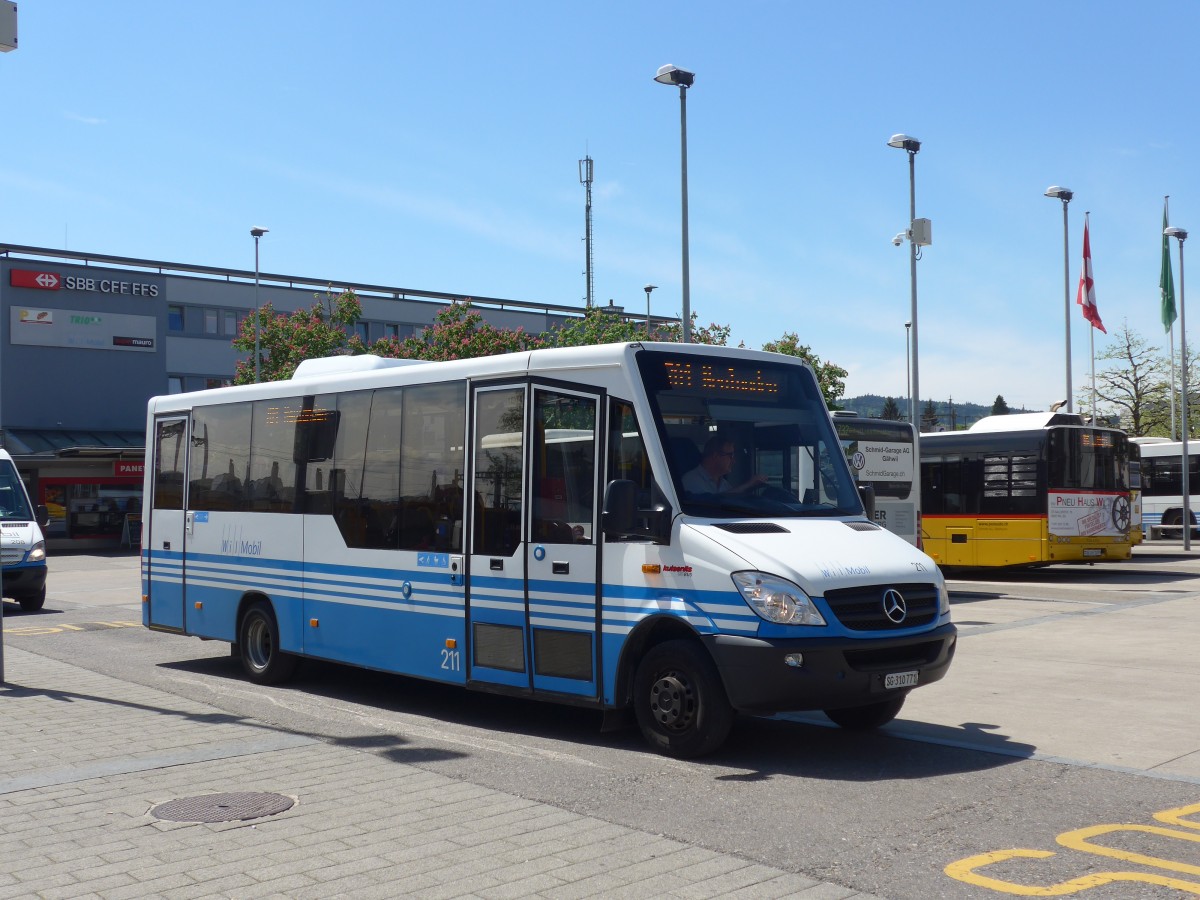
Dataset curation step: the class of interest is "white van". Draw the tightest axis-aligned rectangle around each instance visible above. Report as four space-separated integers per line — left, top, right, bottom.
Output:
0 449 48 611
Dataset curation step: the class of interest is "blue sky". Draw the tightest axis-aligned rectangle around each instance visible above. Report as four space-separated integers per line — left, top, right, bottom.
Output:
3 2 1196 410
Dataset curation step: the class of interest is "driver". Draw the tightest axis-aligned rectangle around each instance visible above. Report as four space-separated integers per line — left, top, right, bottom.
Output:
683 435 767 495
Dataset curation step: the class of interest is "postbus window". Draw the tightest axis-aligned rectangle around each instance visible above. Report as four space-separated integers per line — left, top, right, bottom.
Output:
189 403 251 512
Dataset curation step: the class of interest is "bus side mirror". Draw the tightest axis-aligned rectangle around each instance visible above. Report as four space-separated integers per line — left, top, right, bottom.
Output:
602 479 672 544
37 504 50 529
602 480 638 535
858 484 876 522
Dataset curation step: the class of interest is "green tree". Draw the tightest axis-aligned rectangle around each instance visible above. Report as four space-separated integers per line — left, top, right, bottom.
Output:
1080 320 1172 436
231 289 367 384
921 398 940 431
991 395 1010 415
760 332 848 408
879 396 903 420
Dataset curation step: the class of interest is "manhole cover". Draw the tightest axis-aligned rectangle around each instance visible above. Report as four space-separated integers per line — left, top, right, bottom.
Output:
151 792 294 823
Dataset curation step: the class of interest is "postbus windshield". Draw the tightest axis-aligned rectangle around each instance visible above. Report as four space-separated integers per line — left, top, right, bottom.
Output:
1047 427 1129 491
637 350 862 518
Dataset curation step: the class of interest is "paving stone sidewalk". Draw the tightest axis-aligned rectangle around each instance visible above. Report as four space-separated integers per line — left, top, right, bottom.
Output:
0 646 882 899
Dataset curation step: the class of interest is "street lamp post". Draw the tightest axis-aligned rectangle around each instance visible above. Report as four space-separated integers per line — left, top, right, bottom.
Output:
654 64 694 343
1045 186 1074 413
1166 225 1190 551
250 226 268 383
644 284 657 334
905 321 912 423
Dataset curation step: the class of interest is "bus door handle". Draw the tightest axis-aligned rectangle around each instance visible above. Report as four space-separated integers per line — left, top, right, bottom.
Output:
552 561 569 575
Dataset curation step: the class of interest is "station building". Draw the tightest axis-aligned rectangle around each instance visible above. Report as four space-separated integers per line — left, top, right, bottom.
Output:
0 243 599 550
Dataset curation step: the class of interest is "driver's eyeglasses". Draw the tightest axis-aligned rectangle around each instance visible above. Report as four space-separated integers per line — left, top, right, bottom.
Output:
716 451 734 458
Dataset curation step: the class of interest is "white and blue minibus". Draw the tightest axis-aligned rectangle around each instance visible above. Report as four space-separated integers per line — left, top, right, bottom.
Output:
142 342 956 757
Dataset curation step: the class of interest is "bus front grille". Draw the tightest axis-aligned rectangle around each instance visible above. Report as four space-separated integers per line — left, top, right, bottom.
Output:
822 582 939 631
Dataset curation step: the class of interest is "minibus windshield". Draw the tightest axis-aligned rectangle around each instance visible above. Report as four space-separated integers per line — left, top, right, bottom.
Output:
637 350 863 519
0 462 34 522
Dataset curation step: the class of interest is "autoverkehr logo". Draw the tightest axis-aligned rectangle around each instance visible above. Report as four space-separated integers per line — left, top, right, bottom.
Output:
10 269 61 290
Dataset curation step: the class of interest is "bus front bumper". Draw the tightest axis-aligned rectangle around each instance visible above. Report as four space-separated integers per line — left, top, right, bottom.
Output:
1 562 48 599
702 623 957 715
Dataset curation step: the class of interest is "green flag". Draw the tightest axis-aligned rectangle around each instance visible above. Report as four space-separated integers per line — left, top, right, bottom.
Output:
1162 200 1177 332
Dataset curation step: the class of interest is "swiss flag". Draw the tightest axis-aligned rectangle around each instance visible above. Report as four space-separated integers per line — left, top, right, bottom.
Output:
1076 215 1106 334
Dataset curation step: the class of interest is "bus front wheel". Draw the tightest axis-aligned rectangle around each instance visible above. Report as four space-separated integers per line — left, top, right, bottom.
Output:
633 640 734 758
237 600 298 685
823 695 906 730
17 585 46 612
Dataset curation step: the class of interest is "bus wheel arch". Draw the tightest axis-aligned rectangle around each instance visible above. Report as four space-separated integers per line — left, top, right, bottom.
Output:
613 615 703 708
236 594 298 685
619 619 734 758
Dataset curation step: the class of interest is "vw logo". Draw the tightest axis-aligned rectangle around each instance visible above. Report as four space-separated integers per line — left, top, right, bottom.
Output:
881 589 907 624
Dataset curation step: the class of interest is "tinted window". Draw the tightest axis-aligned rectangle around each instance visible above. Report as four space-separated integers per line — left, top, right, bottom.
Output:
189 404 251 511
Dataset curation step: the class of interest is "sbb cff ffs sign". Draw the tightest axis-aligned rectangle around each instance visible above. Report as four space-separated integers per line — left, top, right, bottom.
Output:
9 268 160 297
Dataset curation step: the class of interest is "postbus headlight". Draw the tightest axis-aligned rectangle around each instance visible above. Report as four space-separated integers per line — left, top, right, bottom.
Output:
732 571 826 626
28 541 46 563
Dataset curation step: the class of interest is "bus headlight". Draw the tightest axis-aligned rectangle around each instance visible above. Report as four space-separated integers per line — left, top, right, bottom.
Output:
938 581 950 615
28 541 46 563
732 571 826 626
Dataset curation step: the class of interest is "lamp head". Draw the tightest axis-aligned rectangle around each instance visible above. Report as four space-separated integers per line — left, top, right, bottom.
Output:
644 284 657 293
1166 226 1189 242
887 133 921 153
1044 186 1073 202
250 226 269 238
654 64 695 87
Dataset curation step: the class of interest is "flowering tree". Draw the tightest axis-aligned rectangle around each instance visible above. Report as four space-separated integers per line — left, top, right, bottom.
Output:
231 289 366 384
761 331 848 408
379 301 543 361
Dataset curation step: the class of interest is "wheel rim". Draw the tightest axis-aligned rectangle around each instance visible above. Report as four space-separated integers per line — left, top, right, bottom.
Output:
649 669 698 732
244 616 272 673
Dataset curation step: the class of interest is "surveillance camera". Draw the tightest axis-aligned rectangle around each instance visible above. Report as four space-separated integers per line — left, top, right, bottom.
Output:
891 233 905 247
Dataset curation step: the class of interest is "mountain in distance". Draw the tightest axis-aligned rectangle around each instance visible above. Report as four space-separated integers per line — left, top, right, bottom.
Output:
839 395 1034 430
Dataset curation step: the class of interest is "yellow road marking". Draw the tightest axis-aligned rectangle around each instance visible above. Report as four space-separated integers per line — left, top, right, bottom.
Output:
946 801 1200 895
2 621 140 636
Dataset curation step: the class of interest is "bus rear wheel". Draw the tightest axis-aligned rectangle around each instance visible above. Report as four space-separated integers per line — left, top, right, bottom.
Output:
823 695 906 730
237 600 298 685
633 640 734 758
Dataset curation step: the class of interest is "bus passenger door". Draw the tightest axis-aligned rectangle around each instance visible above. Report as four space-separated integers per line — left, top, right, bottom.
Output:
146 415 189 631
526 386 601 698
467 385 530 690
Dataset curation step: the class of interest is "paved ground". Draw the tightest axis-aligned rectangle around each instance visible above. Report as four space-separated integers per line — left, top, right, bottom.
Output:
0 555 880 900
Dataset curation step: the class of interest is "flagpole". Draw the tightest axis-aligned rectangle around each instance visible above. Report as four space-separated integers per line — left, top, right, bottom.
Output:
1090 326 1097 422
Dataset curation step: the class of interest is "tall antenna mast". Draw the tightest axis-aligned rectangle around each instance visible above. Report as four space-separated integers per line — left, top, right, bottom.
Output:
579 155 594 308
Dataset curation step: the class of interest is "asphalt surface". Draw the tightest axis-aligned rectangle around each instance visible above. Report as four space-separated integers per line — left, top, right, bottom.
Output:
3 546 1200 898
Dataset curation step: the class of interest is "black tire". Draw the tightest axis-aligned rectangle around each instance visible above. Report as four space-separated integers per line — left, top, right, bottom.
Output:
17 586 46 613
633 639 734 758
824 695 906 731
237 600 297 685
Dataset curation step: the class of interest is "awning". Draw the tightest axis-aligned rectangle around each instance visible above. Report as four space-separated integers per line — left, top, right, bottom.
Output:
2 428 145 458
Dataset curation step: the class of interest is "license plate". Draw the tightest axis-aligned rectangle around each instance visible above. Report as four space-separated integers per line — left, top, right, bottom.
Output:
1083 548 1103 558
884 670 919 690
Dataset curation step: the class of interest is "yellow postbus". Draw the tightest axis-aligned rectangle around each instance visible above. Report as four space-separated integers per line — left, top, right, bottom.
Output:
919 412 1132 568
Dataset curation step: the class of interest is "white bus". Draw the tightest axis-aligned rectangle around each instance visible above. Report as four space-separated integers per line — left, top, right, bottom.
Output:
830 413 918 547
142 342 956 757
1132 437 1197 538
